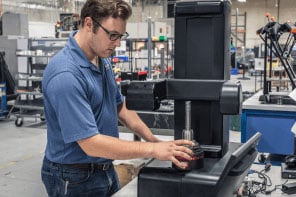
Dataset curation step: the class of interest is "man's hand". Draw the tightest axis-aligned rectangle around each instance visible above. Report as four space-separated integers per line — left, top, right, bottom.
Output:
150 140 194 169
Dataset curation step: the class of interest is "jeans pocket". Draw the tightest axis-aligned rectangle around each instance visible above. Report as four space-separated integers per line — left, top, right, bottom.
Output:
61 168 91 196
61 168 91 185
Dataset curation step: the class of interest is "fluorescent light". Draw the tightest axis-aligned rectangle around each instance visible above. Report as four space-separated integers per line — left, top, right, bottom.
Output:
237 0 247 2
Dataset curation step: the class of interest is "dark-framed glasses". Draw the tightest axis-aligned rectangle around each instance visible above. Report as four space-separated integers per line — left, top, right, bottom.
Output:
92 18 129 41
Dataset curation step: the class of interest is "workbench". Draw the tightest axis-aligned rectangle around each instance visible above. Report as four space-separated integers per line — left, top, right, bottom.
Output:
113 131 293 196
112 163 295 197
241 91 296 155
113 138 260 197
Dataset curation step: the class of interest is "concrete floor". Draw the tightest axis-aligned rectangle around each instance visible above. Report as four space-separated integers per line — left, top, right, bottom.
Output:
0 72 286 196
0 119 47 197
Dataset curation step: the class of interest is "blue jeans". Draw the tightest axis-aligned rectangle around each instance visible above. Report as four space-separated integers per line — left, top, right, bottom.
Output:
41 157 120 197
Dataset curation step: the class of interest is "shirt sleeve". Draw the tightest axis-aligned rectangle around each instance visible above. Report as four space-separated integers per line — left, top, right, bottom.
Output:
46 71 98 143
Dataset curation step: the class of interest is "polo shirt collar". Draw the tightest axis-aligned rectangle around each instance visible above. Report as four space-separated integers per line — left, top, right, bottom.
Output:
67 31 101 73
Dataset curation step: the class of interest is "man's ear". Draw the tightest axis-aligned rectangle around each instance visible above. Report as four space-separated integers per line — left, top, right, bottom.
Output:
84 17 93 32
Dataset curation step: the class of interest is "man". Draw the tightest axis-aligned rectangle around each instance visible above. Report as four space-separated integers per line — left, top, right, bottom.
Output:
41 0 194 196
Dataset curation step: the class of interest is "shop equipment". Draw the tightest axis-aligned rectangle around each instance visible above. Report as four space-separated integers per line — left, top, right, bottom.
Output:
256 14 296 104
122 1 261 196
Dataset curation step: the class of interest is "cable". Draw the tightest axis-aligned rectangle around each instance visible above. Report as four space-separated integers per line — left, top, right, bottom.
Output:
243 168 287 196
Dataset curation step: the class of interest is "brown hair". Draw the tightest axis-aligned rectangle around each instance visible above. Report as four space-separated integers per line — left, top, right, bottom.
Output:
80 0 132 32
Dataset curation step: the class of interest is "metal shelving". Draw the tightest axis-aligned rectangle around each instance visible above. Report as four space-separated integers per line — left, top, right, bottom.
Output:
113 37 174 80
13 38 67 126
231 9 247 48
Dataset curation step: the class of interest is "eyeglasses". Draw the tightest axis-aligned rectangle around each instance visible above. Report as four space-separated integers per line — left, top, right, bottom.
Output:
92 18 129 41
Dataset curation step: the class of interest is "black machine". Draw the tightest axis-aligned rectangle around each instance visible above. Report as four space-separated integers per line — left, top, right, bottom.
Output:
122 1 261 196
281 155 296 179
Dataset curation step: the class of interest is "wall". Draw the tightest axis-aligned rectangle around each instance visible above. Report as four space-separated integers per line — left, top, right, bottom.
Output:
128 0 296 48
2 2 60 23
128 0 296 49
29 22 55 38
127 21 172 38
1 12 28 37
231 0 296 48
2 0 296 49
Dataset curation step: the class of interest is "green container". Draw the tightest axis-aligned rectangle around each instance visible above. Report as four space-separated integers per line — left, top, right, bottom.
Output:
159 36 167 41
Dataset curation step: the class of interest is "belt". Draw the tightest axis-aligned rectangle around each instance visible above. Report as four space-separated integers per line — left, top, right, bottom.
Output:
63 163 112 171
45 157 112 171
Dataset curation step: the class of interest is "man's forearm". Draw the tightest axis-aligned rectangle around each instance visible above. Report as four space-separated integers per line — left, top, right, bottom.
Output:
78 134 154 160
78 133 195 169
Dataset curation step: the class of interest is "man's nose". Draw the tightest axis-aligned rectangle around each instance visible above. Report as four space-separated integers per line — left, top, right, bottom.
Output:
114 38 121 47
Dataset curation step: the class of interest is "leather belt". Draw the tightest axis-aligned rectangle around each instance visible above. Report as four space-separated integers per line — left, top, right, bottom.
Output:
45 157 112 171
62 163 112 171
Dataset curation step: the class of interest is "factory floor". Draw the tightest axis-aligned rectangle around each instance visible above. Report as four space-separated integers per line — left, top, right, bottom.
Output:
0 72 288 196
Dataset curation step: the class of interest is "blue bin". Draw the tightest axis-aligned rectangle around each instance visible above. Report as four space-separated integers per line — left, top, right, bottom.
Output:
231 68 238 75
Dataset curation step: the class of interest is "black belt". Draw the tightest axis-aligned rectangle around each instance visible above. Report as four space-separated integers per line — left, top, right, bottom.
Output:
45 157 112 171
63 163 112 171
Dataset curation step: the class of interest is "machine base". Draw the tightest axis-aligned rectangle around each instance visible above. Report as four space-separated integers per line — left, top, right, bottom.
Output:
138 142 258 197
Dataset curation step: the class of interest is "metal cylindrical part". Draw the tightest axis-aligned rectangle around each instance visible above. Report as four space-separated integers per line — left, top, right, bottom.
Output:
160 47 165 78
147 17 152 78
182 129 193 141
185 101 191 131
183 101 192 141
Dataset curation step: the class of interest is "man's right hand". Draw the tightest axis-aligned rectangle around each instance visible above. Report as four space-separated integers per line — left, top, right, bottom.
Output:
150 140 195 169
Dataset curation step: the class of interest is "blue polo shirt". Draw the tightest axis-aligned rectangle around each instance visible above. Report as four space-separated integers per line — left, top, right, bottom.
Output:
42 31 124 164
